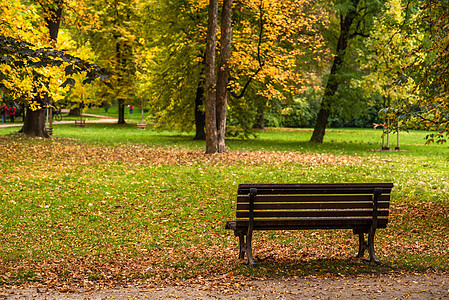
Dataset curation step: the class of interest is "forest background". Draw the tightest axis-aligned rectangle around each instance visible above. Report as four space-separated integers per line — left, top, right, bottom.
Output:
0 0 448 150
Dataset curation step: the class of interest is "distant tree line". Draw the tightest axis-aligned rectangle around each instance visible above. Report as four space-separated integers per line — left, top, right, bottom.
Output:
0 0 447 150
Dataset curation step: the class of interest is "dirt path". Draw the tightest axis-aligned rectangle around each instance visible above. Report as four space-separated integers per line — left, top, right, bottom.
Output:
0 113 118 128
1 273 447 299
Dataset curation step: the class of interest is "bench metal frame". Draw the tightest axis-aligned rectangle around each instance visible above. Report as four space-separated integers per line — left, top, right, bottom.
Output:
225 183 393 267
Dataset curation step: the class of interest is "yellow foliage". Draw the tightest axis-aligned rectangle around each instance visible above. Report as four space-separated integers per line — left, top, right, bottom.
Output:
229 0 329 101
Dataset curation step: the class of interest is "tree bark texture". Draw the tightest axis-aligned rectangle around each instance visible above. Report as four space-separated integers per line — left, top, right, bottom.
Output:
115 40 126 124
253 106 265 129
310 0 361 143
118 98 126 124
20 108 50 138
205 0 219 153
44 1 63 42
194 75 206 141
68 107 81 117
216 0 233 153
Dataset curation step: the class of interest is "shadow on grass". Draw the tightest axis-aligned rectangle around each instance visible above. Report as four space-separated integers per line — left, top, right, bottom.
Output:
234 257 398 278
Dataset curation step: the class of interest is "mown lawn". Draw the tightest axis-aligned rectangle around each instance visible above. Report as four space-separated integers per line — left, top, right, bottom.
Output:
0 125 448 287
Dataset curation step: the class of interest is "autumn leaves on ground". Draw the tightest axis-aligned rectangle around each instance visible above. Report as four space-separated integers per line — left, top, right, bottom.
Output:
0 128 448 290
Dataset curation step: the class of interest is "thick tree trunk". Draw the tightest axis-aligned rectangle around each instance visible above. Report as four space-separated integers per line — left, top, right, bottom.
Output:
20 108 50 138
22 2 63 138
194 76 206 141
68 108 81 117
310 108 330 143
118 98 126 124
205 0 219 153
310 0 360 143
253 107 265 129
216 0 233 153
115 39 127 125
44 2 63 42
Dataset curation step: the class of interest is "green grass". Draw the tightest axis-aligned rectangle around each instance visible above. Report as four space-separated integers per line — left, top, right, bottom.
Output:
0 125 448 285
86 105 147 123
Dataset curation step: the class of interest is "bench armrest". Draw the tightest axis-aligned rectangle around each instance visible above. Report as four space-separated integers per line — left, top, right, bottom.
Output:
372 187 382 228
249 188 257 230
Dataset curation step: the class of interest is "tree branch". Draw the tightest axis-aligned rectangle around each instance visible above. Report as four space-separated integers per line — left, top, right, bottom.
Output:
229 0 265 99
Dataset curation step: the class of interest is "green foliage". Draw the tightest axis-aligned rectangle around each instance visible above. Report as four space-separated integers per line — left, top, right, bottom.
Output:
399 0 449 143
327 0 390 111
81 0 142 107
141 0 207 132
262 88 321 128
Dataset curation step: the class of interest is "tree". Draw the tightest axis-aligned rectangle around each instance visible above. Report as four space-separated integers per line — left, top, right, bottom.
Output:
401 0 449 144
83 0 141 124
215 0 233 153
205 0 328 152
204 0 219 153
0 35 107 136
357 0 448 145
0 0 107 137
204 0 233 153
143 0 327 149
142 0 208 139
310 0 361 143
355 0 418 136
310 0 387 143
20 0 64 138
228 0 329 134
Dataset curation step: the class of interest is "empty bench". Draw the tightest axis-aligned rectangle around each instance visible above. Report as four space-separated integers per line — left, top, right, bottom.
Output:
225 183 393 266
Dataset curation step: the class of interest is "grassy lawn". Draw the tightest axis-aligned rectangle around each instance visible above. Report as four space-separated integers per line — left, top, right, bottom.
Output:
86 105 147 123
0 125 448 286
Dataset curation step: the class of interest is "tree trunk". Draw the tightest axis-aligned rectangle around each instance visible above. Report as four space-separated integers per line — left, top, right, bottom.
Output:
115 39 126 125
118 98 125 124
20 108 50 138
68 107 81 117
310 108 330 143
194 75 206 141
205 0 219 154
21 2 63 138
216 0 233 153
253 107 265 129
44 2 63 42
310 0 360 143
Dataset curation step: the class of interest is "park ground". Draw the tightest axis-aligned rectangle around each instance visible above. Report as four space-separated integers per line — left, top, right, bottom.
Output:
0 122 448 299
1 272 448 299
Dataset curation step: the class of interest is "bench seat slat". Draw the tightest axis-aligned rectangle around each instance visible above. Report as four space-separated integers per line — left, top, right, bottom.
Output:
237 194 390 203
237 202 390 210
238 183 394 189
238 188 394 195
236 209 389 218
238 183 394 195
230 218 389 230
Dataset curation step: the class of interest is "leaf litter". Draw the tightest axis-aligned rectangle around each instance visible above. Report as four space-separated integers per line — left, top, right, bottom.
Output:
0 134 448 298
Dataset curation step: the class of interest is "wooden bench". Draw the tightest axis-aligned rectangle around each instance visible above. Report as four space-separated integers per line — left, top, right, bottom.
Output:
45 127 53 136
137 123 147 130
75 120 86 127
225 183 393 266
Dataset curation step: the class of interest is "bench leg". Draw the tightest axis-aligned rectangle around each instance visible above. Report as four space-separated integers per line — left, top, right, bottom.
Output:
368 227 381 265
355 230 381 265
356 231 368 259
236 231 256 266
238 232 245 260
245 229 257 267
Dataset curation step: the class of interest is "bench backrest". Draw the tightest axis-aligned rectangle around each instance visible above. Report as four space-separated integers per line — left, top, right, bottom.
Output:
235 183 393 231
